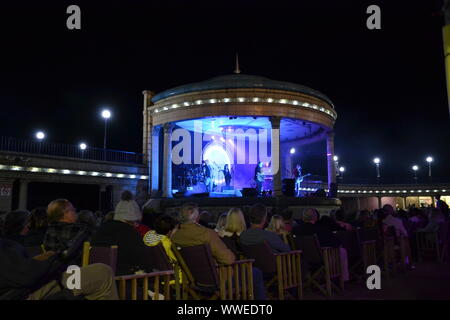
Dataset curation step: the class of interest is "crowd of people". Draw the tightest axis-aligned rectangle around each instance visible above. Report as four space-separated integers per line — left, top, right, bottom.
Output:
0 191 448 300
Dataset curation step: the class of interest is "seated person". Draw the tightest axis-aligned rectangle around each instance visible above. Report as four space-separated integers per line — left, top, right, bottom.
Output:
2 210 31 246
382 205 408 237
240 203 290 253
219 208 247 256
0 238 118 300
317 215 345 232
26 207 48 247
43 199 86 252
293 208 349 281
115 190 150 237
418 208 445 233
143 214 179 262
172 203 235 265
77 210 99 236
281 209 297 233
214 213 228 237
293 208 341 248
265 215 288 236
91 208 155 276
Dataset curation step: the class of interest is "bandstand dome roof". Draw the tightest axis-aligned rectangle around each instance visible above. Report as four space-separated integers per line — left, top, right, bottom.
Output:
151 74 334 107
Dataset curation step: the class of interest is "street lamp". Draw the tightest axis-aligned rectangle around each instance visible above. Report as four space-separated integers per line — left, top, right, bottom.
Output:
333 155 339 177
101 109 111 150
35 131 45 153
79 142 87 158
426 156 433 180
339 166 345 182
290 148 295 154
35 131 45 140
373 157 381 181
412 165 419 183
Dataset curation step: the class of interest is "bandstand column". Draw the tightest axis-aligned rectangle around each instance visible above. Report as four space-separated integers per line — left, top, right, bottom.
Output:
151 126 161 197
270 117 282 196
18 179 29 210
326 131 337 190
162 123 175 198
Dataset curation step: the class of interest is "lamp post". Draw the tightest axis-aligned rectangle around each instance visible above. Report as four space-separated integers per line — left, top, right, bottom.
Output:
426 156 433 181
339 166 345 182
412 165 419 184
373 157 381 182
35 131 45 153
333 155 339 177
101 109 111 150
79 142 87 159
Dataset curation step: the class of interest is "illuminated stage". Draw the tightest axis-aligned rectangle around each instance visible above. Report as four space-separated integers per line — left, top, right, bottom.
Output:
142 73 338 210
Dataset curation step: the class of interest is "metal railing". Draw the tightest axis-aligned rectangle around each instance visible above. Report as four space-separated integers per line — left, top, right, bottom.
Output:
0 136 144 164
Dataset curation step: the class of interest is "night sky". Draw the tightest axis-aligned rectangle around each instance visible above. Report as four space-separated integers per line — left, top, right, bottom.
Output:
0 0 448 183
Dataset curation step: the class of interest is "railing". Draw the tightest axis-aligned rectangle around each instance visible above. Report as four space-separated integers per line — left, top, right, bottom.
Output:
0 136 144 164
304 174 450 185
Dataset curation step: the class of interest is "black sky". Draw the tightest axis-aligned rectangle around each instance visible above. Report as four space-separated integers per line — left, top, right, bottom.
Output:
0 0 449 183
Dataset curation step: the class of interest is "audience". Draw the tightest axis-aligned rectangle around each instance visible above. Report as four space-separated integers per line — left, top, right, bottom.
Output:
2 210 31 246
265 215 288 235
218 208 247 255
26 207 48 246
43 199 85 252
418 208 445 233
115 190 149 236
214 213 228 237
143 214 179 262
172 203 235 265
91 200 154 276
281 209 297 233
240 203 290 253
382 204 408 237
77 210 98 235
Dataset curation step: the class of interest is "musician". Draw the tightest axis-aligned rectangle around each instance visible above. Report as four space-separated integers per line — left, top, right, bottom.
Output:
222 164 232 187
254 161 264 196
294 164 310 197
202 160 213 192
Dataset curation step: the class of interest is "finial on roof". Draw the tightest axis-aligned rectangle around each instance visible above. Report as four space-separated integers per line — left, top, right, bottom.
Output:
234 53 241 74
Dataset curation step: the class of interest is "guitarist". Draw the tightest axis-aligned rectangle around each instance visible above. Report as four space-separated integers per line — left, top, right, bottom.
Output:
254 161 264 196
294 164 310 197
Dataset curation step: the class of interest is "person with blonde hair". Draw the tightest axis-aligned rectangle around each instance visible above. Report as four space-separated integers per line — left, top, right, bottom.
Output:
214 213 228 237
265 215 287 235
222 208 246 237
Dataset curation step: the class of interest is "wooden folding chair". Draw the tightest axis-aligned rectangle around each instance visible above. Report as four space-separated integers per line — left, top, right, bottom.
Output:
115 270 174 300
416 222 449 263
146 243 182 300
81 241 118 275
334 230 365 280
294 235 343 298
240 241 303 300
172 244 255 300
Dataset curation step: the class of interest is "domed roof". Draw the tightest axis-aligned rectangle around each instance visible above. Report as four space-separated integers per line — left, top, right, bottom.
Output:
151 74 334 107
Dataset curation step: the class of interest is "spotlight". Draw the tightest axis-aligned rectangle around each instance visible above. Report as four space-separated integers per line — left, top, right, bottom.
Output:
290 148 295 154
35 131 45 140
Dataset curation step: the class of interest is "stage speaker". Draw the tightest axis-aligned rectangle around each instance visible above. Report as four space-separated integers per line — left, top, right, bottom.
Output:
242 188 258 197
328 183 338 198
282 179 295 197
192 192 210 198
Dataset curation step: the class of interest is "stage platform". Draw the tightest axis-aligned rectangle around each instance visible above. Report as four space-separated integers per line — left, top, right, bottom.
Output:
151 196 342 221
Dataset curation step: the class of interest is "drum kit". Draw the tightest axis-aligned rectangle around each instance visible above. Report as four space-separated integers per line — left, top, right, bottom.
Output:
177 162 225 191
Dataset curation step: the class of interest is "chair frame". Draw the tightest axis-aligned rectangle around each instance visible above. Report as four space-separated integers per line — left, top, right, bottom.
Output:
241 241 303 300
293 235 343 298
172 243 255 300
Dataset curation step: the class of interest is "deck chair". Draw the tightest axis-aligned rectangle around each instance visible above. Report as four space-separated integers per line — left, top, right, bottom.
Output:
416 222 449 263
240 241 303 300
115 270 174 300
294 235 343 298
81 241 118 275
172 243 255 300
334 230 364 279
145 243 182 299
